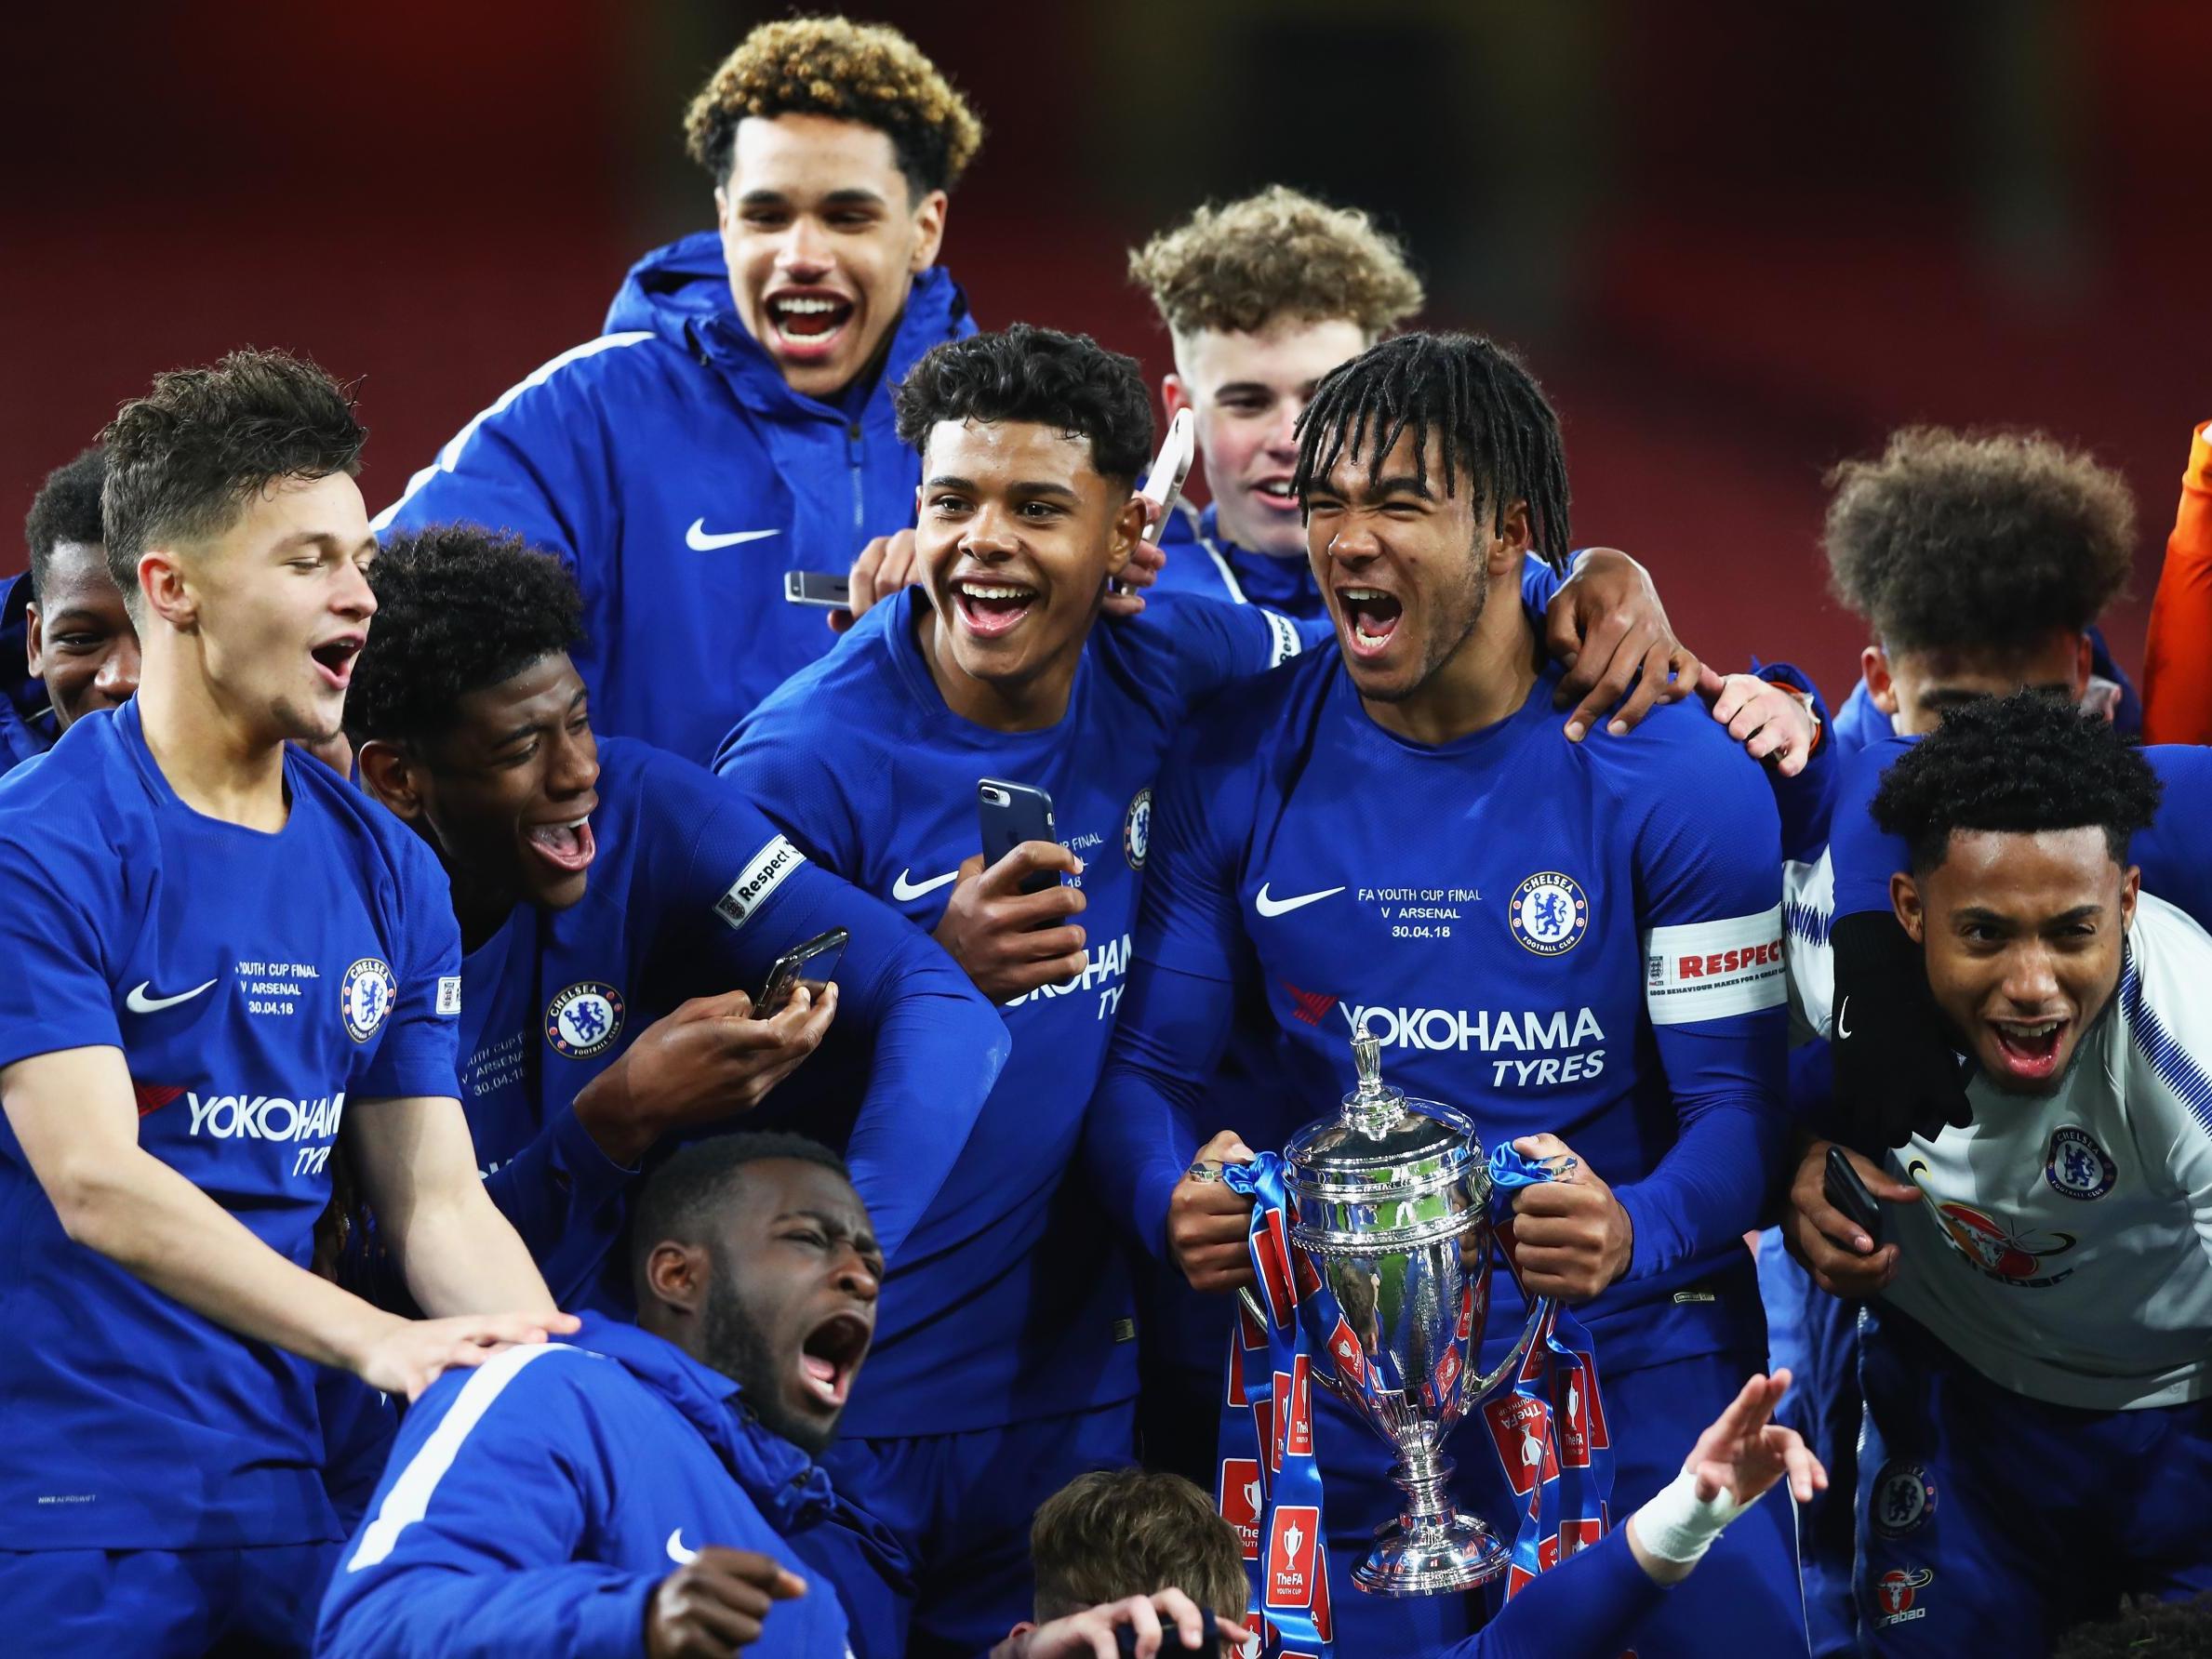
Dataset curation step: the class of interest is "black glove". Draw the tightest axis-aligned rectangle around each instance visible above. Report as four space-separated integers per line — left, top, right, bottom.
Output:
1828 908 1972 1152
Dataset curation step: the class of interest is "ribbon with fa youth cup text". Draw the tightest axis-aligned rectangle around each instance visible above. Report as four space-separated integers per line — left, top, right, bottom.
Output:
1483 1148 1617 1598
1213 1146 1616 1656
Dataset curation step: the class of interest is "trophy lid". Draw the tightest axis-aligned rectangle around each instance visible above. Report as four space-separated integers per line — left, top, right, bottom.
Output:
1283 1033 1485 1201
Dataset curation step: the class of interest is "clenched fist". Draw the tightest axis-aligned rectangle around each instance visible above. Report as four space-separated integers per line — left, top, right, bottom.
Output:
1166 1130 1258 1294
1509 1133 1633 1301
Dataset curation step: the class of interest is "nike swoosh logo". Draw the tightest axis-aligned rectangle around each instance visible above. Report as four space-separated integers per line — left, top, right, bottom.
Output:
685 518 781 551
1836 996 1853 1041
666 1528 698 1565
1254 883 1345 918
891 869 958 902
126 978 219 1015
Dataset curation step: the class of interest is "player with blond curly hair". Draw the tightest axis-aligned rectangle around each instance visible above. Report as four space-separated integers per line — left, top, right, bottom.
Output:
372 17 989 764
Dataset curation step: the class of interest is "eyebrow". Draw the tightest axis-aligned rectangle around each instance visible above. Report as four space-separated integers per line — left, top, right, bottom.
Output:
43 606 115 630
487 688 586 751
1315 472 1432 502
737 187 888 209
925 474 1081 502
774 1208 881 1252
1953 903 2103 927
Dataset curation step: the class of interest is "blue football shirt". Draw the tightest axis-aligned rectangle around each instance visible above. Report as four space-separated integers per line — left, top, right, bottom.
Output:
1090 652 1792 1374
0 698 461 1549
715 587 1300 1436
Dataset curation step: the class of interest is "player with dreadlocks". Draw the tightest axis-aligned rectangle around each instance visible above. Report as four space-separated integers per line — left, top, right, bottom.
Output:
1086 330 1805 1656
1779 694 2212 1652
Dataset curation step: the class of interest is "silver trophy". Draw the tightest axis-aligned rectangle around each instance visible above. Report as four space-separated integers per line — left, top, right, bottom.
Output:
1280 1033 1553 1595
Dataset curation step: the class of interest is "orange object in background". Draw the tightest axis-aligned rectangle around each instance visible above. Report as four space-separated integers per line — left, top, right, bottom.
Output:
2141 423 2212 745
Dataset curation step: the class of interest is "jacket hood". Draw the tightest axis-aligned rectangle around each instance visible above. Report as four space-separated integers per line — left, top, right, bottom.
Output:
573 1314 912 1586
603 231 970 422
0 574 55 770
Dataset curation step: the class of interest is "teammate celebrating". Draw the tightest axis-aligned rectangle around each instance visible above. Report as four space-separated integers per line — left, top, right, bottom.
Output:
715 324 1306 1654
1780 695 2212 1651
320 1135 894 1659
341 525 1007 1303
1128 184 1699 743
0 351 569 1653
1086 331 1803 1656
374 18 985 763
1 445 138 773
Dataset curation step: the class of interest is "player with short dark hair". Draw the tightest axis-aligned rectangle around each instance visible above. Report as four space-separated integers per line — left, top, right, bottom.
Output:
716 323 1314 1654
1 445 138 772
341 524 1006 1306
1782 695 2212 1652
374 16 993 764
1087 329 1804 1656
0 350 568 1654
319 1133 897 1659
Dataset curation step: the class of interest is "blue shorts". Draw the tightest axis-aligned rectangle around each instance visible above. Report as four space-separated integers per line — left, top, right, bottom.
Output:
1856 1307 2212 1651
0 1540 338 1658
823 1399 1139 1659
1307 1345 1809 1659
1757 1228 1861 1658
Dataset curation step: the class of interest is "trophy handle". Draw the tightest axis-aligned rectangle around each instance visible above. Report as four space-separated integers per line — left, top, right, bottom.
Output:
1470 1288 1556 1400
1237 1286 1268 1328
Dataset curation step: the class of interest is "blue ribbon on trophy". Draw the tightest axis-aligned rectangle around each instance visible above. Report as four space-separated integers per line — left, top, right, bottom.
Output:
1207 1035 1615 1656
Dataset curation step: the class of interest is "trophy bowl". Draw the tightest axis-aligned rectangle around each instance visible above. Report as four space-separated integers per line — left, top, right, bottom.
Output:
1281 1033 1552 1595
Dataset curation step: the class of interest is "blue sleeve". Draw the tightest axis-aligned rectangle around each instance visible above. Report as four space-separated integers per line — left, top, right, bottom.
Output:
1440 1525 1668 1659
357 830 464 1101
2137 746 2212 929
1152 594 1308 707
0 825 122 1070
1751 661 1841 863
480 1108 634 1306
1828 737 1917 922
1083 734 1256 1258
372 353 620 571
689 752 1010 1263
1619 737 1791 1279
315 1353 655 1659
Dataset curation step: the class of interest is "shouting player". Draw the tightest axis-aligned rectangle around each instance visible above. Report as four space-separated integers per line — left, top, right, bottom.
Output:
374 18 986 763
340 525 1007 1304
319 1135 896 1659
0 445 138 774
0 351 570 1654
1780 695 2212 1651
1087 330 1804 1656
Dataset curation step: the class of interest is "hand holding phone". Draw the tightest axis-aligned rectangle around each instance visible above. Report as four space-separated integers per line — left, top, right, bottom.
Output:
978 780 1063 896
1823 1143 1882 1237
757 927 848 1015
1109 407 1196 603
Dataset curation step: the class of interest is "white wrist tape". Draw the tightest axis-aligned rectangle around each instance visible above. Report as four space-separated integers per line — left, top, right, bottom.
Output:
1631 1465 1759 1566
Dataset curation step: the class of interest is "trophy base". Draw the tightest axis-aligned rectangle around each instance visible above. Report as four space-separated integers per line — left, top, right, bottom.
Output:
1352 1509 1512 1597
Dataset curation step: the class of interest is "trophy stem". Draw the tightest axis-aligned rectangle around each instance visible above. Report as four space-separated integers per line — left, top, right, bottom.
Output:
1392 1442 1456 1523
1353 1441 1512 1596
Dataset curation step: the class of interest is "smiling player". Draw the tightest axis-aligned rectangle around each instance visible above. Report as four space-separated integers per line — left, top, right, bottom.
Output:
1086 330 1802 1656
374 17 983 763
0 351 568 1655
340 525 1006 1306
1779 695 2212 1651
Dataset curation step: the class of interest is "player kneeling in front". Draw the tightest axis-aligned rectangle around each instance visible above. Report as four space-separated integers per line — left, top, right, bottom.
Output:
1783 693 2212 1650
319 1134 895 1659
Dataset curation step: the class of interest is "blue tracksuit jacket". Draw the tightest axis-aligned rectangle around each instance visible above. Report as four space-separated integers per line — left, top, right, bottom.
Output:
317 1315 905 1659
372 233 975 763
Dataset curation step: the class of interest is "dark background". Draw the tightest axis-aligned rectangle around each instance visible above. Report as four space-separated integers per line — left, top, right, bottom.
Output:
5 1 2205 695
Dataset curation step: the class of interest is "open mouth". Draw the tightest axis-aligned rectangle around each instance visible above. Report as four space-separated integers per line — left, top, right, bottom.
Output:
311 635 365 690
525 815 597 876
765 292 855 358
1990 1017 2068 1082
1337 586 1404 657
1251 477 1299 513
953 577 1039 640
796 1309 871 1411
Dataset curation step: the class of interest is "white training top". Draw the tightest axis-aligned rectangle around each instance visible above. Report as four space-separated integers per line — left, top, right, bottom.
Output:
1803 893 2212 1410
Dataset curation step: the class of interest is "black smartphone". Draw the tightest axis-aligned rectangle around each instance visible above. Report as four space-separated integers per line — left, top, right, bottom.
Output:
757 927 847 1015
783 570 854 608
978 779 1061 896
1824 1144 1882 1237
1114 1615 1219 1658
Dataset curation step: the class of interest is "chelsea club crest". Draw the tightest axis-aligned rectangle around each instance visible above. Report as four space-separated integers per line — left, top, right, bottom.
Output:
1509 871 1589 957
1124 789 1153 871
1872 1460 1937 1538
340 957 397 1043
2045 1125 2116 1201
545 982 626 1059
